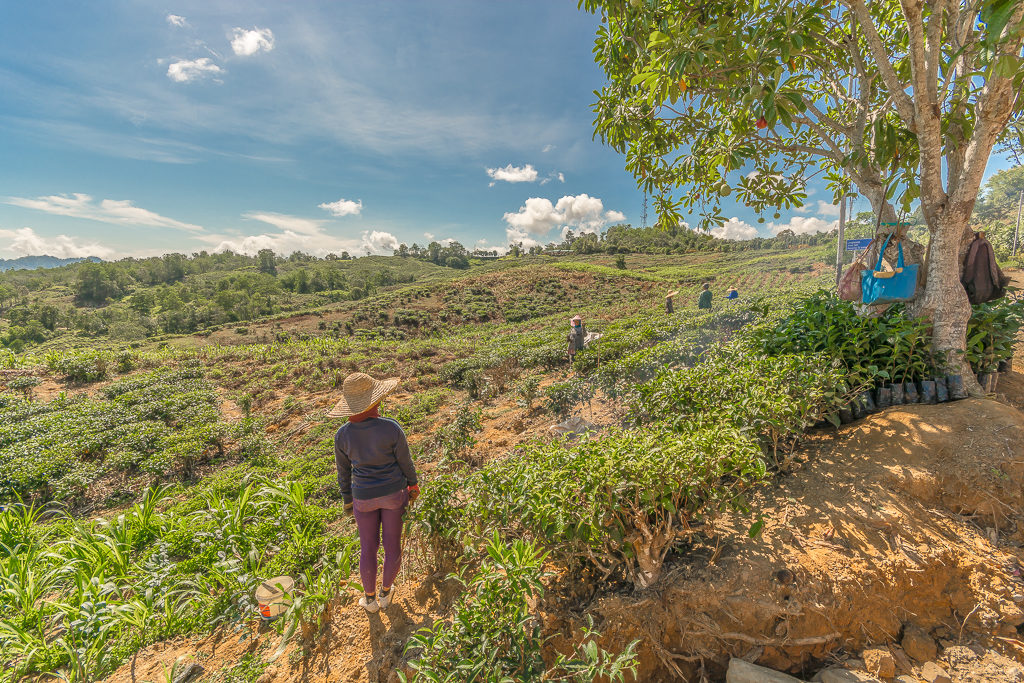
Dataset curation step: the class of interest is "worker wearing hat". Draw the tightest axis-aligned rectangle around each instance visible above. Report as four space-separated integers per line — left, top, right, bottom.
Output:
567 314 586 365
330 373 419 613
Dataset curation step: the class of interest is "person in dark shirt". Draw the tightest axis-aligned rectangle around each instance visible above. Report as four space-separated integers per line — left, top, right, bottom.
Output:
567 315 586 365
331 373 419 613
697 283 713 309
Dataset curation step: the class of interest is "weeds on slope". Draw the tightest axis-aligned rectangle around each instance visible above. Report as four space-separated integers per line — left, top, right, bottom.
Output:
0 480 352 682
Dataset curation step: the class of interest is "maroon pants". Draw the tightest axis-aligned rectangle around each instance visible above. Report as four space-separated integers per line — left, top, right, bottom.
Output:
353 488 408 594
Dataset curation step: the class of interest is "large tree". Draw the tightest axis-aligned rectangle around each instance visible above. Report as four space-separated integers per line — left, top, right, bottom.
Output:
581 0 1024 388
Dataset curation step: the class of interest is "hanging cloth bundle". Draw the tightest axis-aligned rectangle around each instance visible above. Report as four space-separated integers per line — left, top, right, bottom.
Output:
861 232 919 305
961 232 1009 304
839 238 872 301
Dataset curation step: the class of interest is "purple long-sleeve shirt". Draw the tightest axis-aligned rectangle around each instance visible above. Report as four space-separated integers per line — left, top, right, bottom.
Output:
334 417 417 504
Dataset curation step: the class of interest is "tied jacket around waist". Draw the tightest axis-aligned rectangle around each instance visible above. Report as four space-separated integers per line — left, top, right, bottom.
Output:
334 417 417 505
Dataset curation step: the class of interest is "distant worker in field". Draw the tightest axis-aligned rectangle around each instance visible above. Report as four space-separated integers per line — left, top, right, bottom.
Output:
567 314 587 364
330 373 419 614
666 290 678 314
697 283 713 310
726 286 739 301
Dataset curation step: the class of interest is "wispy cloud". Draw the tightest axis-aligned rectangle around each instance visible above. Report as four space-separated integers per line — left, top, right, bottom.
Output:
318 198 363 216
6 193 204 232
166 14 187 28
202 210 395 256
815 200 842 217
243 211 325 235
230 27 275 56
166 58 223 83
0 226 114 259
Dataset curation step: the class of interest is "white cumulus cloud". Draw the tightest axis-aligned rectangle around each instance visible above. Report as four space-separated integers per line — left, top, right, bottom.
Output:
815 200 842 217
769 216 838 235
362 230 398 253
487 164 538 185
503 194 624 246
166 58 223 83
711 218 760 241
423 232 435 240
0 227 114 259
6 193 204 232
231 27 275 56
318 198 363 217
166 14 187 27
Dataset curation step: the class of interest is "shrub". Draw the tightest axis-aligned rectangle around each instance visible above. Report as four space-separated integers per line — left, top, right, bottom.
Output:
45 350 110 384
629 346 848 462
416 423 766 588
432 404 483 463
755 291 935 385
516 376 541 410
402 534 638 683
544 379 595 417
965 299 1023 373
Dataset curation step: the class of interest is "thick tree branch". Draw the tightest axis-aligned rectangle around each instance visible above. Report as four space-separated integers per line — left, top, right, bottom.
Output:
845 0 917 125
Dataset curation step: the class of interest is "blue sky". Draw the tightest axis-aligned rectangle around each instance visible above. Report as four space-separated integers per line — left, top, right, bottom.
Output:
0 2 1016 259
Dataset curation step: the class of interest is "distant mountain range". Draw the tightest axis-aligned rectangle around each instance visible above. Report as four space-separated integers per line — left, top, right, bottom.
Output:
0 255 102 272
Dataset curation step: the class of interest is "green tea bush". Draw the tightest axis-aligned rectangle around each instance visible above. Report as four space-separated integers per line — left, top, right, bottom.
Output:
402 534 638 683
759 290 1023 382
544 379 596 417
755 291 935 384
629 347 848 461
0 367 230 502
414 423 765 588
44 350 110 384
432 404 483 464
965 299 1023 373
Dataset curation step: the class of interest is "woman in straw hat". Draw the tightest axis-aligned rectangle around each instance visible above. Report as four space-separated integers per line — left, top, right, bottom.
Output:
330 372 419 613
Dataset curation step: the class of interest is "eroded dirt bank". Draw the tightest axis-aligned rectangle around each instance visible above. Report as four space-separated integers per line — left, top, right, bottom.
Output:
575 397 1024 681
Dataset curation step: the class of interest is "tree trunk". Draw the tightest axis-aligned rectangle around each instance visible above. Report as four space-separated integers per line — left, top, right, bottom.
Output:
855 179 981 395
909 216 979 394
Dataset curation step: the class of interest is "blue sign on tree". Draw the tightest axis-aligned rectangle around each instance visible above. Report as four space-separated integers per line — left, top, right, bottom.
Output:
845 238 872 251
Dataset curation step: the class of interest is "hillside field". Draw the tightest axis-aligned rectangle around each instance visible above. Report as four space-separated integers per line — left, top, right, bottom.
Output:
3 247 1024 683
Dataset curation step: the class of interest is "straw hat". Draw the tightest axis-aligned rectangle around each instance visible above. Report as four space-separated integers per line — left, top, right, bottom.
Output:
327 372 399 418
571 315 582 323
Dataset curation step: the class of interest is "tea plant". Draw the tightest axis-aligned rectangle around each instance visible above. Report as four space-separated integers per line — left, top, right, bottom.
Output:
965 299 1023 373
401 534 638 683
515 376 541 411
415 423 765 588
0 367 250 502
431 404 483 463
757 291 937 386
629 346 848 461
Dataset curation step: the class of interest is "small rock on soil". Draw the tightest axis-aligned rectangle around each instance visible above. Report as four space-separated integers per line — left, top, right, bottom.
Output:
862 647 896 678
818 669 882 683
921 661 952 683
726 658 804 683
902 624 938 663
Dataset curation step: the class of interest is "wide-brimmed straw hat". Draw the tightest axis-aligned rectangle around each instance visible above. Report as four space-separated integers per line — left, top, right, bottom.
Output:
327 372 399 418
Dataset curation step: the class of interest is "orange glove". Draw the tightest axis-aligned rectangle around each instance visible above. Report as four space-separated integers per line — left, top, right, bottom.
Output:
408 484 420 504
